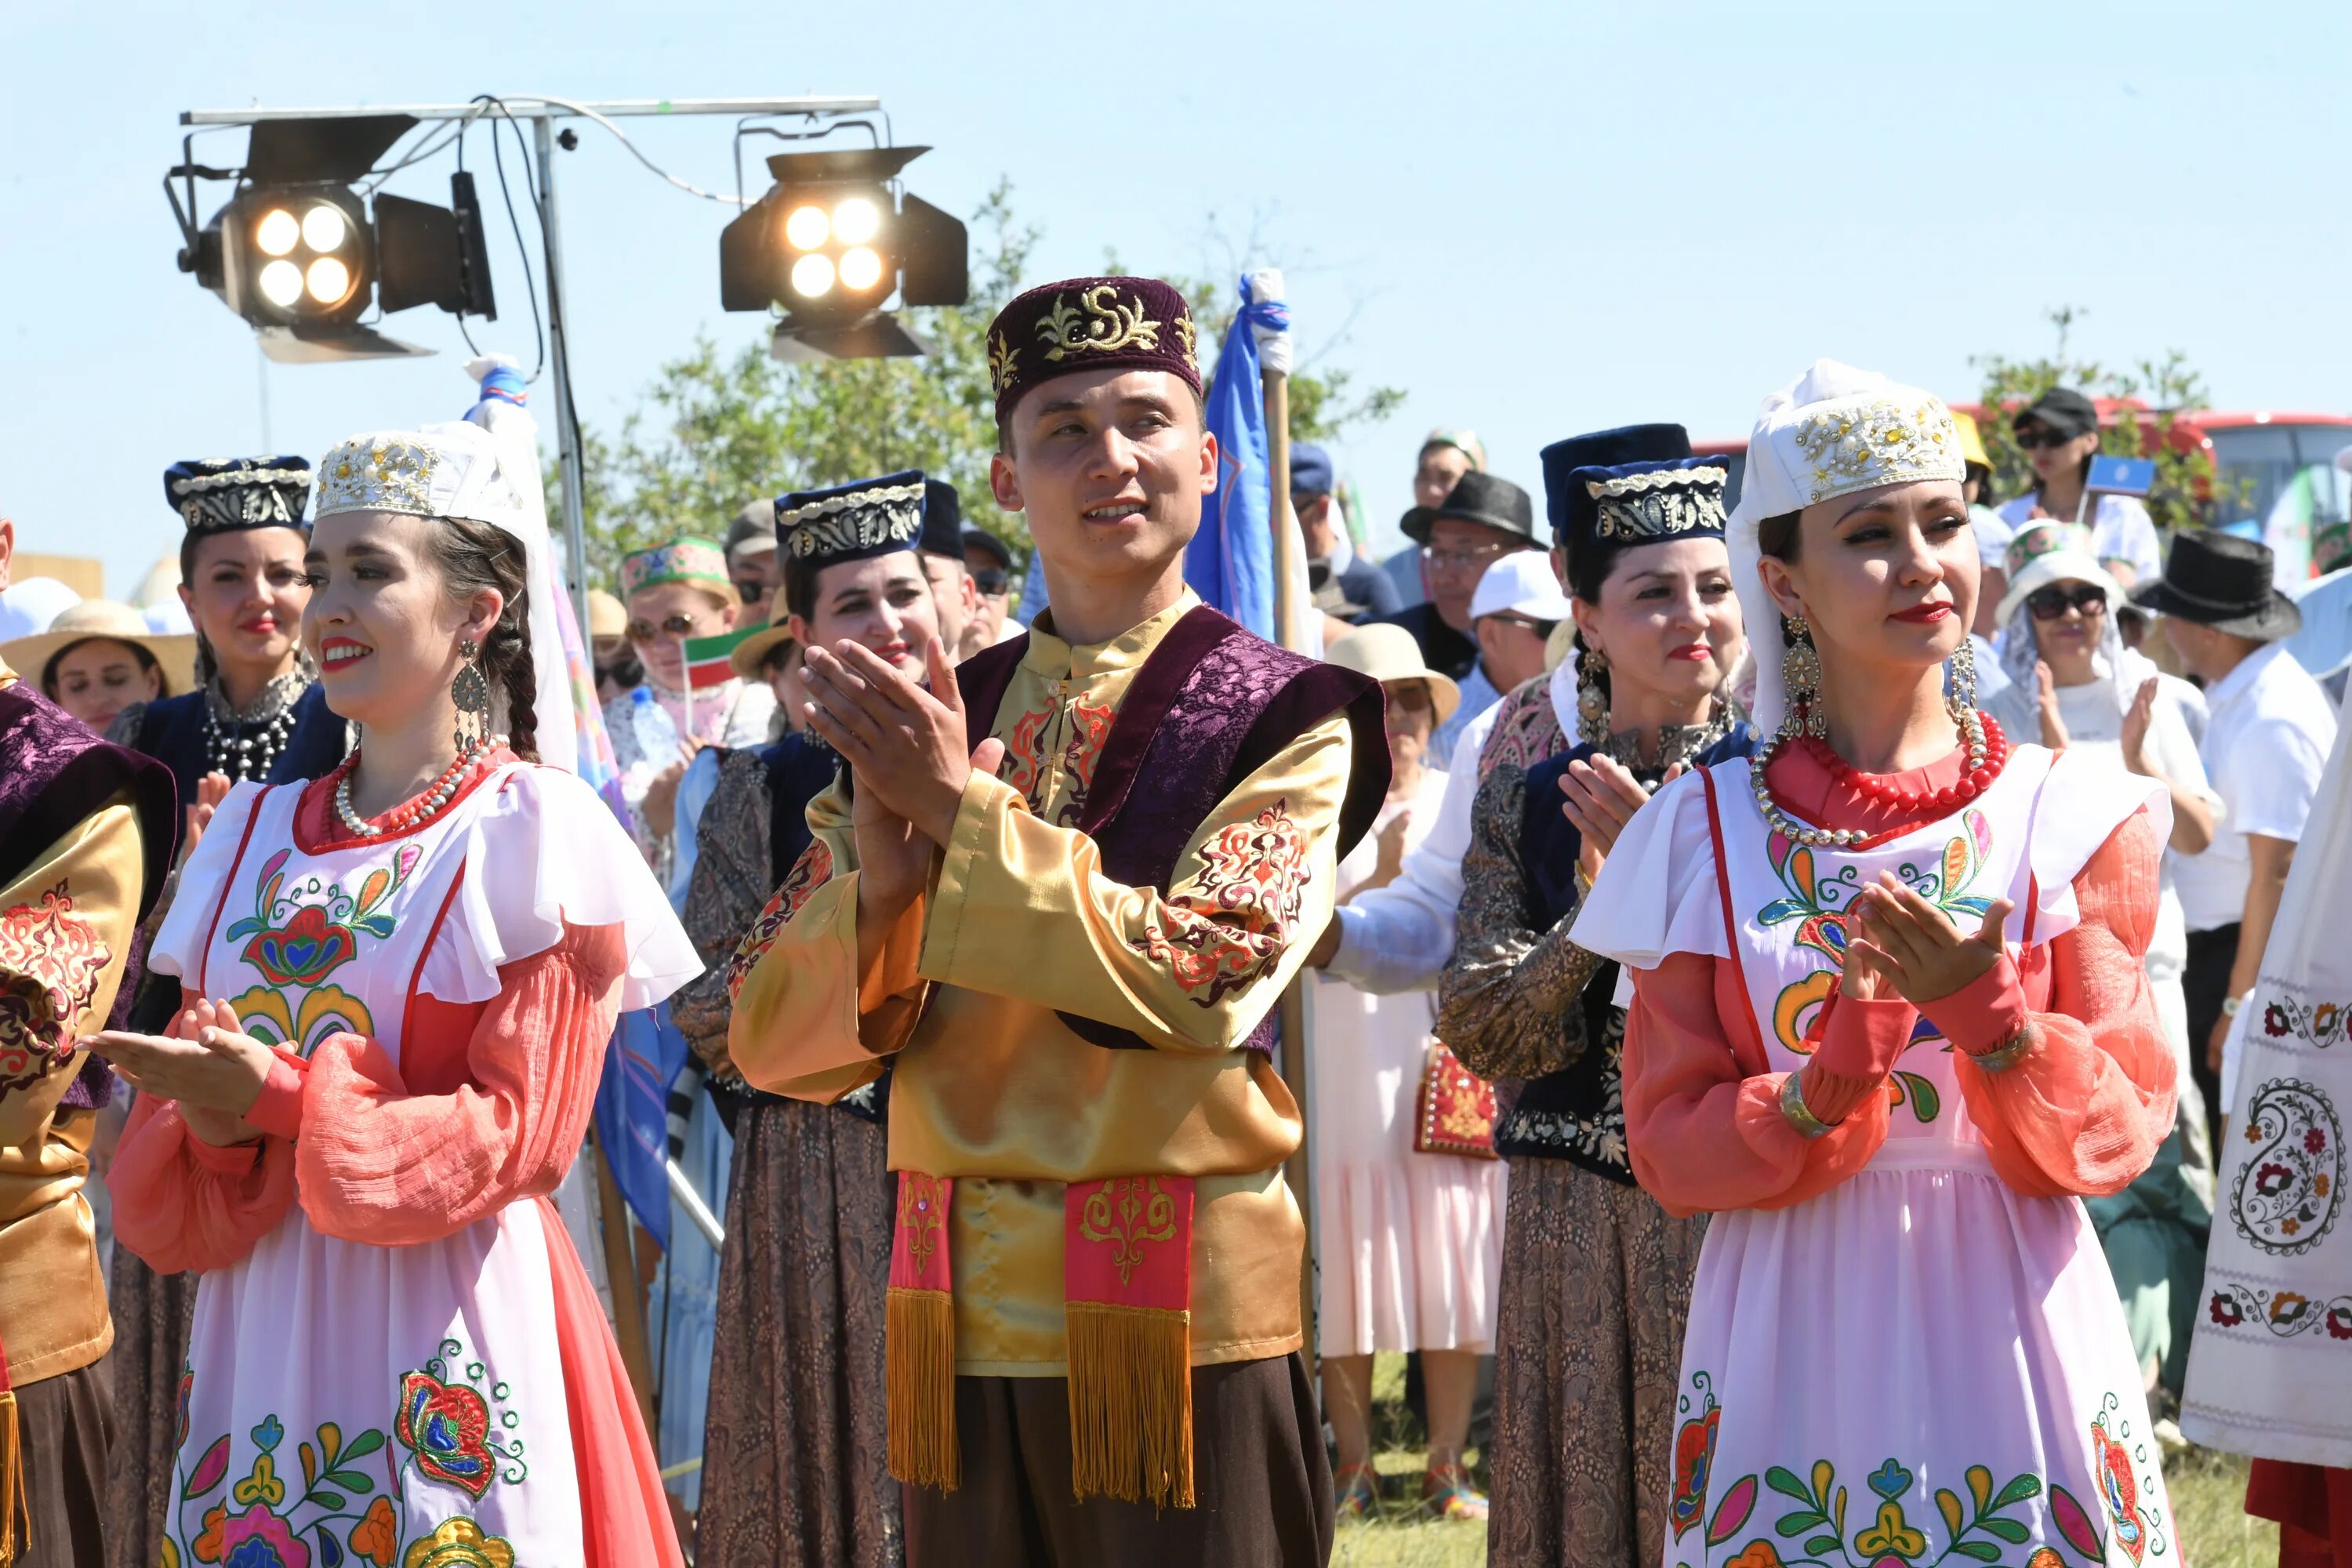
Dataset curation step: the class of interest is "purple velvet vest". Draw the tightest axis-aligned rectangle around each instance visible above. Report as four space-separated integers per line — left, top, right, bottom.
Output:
958 604 1388 1053
0 679 176 1107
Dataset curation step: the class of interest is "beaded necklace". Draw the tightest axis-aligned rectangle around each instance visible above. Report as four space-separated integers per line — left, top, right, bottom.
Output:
201 673 307 782
1748 710 2006 848
328 735 506 840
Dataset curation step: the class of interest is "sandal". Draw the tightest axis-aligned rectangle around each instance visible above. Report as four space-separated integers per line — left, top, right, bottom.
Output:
1335 1461 1379 1520
1423 1462 1490 1521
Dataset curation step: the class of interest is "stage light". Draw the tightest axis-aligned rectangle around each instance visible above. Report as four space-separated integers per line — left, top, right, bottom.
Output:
255 208 300 256
300 201 347 252
838 245 883 292
717 143 967 361
784 204 829 249
169 113 496 361
833 195 880 245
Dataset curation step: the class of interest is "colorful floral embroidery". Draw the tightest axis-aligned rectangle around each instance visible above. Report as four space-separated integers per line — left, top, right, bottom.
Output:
0 880 112 1092
1671 1374 1722 1541
2205 1279 2352 1340
726 837 833 1003
2261 992 2352 1051
998 696 1114 824
1130 802 1310 1005
215 844 416 1054
2230 1079 2343 1254
1754 813 1996 1127
167 1337 524 1568
399 1518 517 1568
393 1343 527 1499
1705 1420 2166 1568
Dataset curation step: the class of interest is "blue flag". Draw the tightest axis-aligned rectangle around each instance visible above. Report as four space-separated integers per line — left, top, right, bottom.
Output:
593 1002 688 1248
1186 277 1289 640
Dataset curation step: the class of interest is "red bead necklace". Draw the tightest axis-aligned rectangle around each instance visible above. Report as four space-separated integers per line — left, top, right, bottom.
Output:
1797 710 2012 815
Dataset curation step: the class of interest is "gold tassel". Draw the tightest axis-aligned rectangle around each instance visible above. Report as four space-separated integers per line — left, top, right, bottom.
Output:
885 1287 959 1491
1065 1302 1194 1509
0 1388 25 1566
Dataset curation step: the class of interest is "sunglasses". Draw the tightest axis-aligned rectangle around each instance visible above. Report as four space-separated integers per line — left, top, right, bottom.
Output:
973 569 1009 596
627 611 706 642
733 579 768 603
2027 583 2108 620
2014 427 2081 451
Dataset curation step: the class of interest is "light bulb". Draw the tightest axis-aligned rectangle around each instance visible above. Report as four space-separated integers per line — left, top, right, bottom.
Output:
832 196 880 245
305 256 352 305
789 252 835 297
254 209 300 258
258 260 304 308
301 203 348 253
783 204 829 250
838 245 884 292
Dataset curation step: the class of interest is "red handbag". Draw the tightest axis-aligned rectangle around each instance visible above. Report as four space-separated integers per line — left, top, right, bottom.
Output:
1414 1043 1499 1160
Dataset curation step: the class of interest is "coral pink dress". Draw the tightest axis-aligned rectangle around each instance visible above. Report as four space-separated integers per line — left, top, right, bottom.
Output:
111 755 701 1568
1576 737 2180 1568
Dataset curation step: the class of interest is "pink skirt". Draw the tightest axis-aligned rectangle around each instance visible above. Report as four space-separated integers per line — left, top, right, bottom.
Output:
1316 1149 1504 1356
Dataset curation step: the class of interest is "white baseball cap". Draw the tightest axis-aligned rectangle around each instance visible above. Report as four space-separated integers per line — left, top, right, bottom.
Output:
1468 550 1573 624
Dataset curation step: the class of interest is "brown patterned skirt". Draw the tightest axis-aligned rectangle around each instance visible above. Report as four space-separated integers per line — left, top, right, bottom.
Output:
694 1096 900 1568
1486 1156 1708 1568
103 1250 198 1568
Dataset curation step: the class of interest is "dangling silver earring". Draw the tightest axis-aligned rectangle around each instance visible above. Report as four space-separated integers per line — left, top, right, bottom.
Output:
1945 634 1979 721
452 639 491 750
1576 641 1611 746
1780 616 1828 740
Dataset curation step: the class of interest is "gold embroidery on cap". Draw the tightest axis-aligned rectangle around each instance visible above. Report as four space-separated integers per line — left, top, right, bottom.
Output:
988 330 1018 397
1583 466 1730 541
315 437 437 517
1174 314 1198 375
1036 285 1161 362
1790 397 1962 503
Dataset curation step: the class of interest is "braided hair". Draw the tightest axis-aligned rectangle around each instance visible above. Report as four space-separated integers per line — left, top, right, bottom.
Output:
427 516 539 761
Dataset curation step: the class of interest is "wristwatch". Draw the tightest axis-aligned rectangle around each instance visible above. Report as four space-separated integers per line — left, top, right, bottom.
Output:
2222 993 2250 1018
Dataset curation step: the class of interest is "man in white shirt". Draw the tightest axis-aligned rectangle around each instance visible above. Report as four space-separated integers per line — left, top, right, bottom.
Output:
2136 530 2340 1149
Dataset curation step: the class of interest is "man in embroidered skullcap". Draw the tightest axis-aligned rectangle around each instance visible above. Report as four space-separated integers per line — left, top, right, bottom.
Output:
117 458 350 811
602 535 776 884
728 276 1390 1566
0 513 177 1567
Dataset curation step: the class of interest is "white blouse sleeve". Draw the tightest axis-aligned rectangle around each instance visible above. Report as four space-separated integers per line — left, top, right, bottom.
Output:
1570 764 1731 975
417 764 705 1011
148 780 270 981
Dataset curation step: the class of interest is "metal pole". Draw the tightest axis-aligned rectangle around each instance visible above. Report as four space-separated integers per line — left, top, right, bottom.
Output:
532 114 593 630
1260 359 1319 1369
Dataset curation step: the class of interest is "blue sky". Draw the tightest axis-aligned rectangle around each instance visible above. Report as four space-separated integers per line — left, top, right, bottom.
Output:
5 0 2347 597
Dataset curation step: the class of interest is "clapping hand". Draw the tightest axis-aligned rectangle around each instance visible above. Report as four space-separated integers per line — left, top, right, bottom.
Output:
89 996 275 1145
2033 662 2069 752
1560 757 1682 884
2120 677 2159 777
802 637 993 848
182 771 233 863
1843 874 2013 1005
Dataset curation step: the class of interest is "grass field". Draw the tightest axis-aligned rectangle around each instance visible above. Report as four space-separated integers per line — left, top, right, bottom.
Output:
1334 1355 2277 1568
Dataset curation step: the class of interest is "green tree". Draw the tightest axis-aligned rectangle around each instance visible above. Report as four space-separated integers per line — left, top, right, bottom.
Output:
564 194 1406 592
1972 308 2224 537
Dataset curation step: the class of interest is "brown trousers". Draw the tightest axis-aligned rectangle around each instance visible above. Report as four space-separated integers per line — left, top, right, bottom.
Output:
13 1358 111 1568
902 1352 1333 1568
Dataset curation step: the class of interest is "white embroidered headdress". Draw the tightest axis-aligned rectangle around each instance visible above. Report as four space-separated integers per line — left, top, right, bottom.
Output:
1728 360 1967 736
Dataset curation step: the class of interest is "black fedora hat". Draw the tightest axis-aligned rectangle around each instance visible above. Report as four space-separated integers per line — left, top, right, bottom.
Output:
2128 528 2302 641
1400 470 1537 546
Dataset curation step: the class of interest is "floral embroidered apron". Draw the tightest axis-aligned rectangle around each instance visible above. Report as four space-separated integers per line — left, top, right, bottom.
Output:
162 767 580 1568
1661 753 2172 1568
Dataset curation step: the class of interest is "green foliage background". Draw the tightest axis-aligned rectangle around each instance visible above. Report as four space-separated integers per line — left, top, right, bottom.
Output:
557 183 1403 593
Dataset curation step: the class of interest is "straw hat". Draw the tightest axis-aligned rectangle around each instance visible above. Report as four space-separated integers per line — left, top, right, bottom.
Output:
1324 622 1461 725
729 597 799 681
1 598 198 696
586 588 629 642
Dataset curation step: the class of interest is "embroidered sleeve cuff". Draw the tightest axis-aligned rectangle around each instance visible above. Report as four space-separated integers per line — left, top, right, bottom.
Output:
1779 1070 1835 1139
1925 953 2028 1058
243 1051 308 1142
